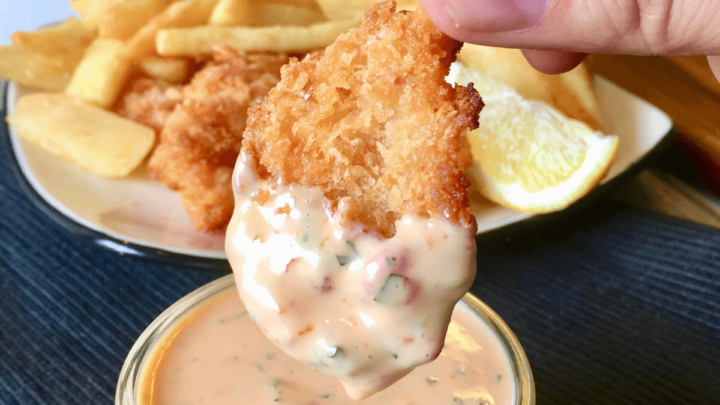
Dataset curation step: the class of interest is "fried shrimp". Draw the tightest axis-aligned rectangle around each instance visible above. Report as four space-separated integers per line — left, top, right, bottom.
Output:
227 2 483 398
115 77 183 139
242 0 482 237
148 46 287 231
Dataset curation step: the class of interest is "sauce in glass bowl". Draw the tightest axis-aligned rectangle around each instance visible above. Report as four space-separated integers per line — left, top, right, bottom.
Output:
116 275 535 405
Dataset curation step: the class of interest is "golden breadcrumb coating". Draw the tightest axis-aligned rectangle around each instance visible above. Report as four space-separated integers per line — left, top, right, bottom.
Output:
148 46 287 231
242 0 482 238
115 77 183 138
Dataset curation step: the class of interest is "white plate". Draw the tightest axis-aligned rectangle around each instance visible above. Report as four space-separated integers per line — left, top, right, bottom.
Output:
3 77 673 265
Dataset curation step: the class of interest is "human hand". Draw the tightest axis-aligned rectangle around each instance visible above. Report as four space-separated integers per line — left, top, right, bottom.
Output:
419 0 720 80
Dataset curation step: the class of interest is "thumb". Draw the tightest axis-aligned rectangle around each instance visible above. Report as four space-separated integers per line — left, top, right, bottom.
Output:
420 0 720 58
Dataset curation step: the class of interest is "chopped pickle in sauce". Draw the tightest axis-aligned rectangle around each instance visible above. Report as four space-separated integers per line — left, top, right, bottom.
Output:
373 274 411 306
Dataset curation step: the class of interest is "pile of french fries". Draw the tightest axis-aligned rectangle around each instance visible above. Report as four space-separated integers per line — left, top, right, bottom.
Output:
2 0 378 178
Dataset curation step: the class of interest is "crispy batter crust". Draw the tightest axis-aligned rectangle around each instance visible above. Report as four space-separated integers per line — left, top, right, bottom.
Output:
115 77 183 139
242 1 482 237
148 46 287 231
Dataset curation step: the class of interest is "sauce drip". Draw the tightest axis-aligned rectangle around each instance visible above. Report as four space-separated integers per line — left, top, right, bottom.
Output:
225 154 477 398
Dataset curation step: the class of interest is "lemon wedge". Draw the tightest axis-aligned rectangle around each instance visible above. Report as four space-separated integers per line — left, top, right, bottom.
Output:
448 62 619 213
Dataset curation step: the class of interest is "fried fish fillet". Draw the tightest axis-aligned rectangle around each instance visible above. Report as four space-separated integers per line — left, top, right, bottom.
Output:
242 0 482 238
148 46 287 231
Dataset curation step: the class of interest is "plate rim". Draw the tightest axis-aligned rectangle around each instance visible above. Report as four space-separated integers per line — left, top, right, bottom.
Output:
1 81 231 272
6 82 229 260
1 80 677 270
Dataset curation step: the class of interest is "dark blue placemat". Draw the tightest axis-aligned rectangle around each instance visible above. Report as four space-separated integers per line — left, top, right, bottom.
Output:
1 136 719 403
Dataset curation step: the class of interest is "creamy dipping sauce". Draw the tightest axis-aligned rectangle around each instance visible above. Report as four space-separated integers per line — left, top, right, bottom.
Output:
225 154 477 398
138 288 514 405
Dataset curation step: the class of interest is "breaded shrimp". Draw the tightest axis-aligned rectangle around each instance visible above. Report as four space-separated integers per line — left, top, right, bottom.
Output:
148 46 287 231
114 77 183 139
242 0 482 237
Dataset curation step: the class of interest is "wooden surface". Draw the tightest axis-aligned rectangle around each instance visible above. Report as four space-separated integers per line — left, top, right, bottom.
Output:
587 55 720 177
589 54 720 228
611 168 720 229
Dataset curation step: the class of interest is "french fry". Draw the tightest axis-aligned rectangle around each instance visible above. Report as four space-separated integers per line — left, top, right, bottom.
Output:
124 0 220 59
251 4 326 26
70 0 91 16
0 47 71 91
315 0 373 20
209 0 251 26
266 0 320 9
138 56 191 82
210 0 325 26
458 45 550 101
11 18 97 70
7 93 155 178
65 39 133 108
97 0 177 40
457 44 601 129
395 0 420 11
315 0 417 20
258 0 328 25
558 65 602 128
72 0 122 20
157 18 359 56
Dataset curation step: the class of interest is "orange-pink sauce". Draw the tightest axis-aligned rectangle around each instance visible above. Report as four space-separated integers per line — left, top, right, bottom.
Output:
137 288 514 405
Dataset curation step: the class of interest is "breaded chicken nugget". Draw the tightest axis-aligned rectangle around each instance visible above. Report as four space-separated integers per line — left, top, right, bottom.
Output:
148 46 287 231
242 0 482 237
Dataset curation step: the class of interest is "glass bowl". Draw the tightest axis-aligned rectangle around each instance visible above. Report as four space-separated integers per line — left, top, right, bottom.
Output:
116 275 535 405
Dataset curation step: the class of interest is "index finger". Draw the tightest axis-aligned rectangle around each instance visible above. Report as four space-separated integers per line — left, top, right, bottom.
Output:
420 0 720 57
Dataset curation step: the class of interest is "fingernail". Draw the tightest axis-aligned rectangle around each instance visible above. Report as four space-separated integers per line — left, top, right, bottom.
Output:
442 0 549 32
